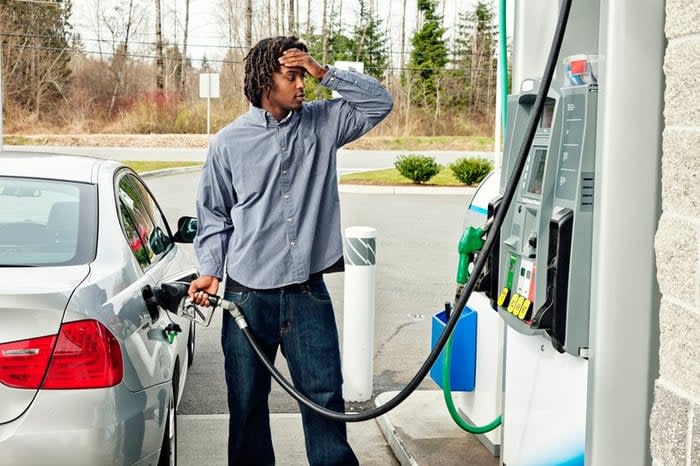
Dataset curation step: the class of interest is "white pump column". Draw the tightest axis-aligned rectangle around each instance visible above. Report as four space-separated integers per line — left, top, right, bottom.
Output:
586 1 664 464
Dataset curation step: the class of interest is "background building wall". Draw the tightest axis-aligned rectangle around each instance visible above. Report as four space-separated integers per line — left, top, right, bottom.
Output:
651 1 700 464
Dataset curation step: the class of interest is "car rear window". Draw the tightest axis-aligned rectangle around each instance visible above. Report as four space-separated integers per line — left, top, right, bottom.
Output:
0 177 97 266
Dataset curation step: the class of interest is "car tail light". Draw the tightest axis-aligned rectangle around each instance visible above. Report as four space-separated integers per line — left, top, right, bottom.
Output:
43 320 123 389
0 335 56 389
0 320 123 390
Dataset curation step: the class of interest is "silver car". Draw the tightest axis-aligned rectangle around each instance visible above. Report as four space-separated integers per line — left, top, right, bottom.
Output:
0 152 199 465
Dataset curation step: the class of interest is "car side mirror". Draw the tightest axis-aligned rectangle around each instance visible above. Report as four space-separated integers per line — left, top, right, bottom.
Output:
174 216 197 243
149 226 171 254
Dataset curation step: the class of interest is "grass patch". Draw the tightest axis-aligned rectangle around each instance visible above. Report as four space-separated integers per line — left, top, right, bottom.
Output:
5 135 44 145
340 167 469 187
123 160 202 173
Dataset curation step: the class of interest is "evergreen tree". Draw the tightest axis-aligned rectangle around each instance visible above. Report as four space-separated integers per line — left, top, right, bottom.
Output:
352 0 388 80
0 0 74 118
406 0 448 106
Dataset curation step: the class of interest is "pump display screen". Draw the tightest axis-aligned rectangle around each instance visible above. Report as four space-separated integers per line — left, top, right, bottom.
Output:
527 149 547 195
540 100 555 129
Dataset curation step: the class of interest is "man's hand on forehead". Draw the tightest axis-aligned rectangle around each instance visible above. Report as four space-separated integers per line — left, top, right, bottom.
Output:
279 48 327 80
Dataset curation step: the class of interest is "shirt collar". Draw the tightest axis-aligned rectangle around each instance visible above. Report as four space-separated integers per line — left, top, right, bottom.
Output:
248 105 295 128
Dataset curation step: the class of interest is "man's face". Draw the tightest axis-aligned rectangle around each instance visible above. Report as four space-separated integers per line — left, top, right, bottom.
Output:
265 64 306 116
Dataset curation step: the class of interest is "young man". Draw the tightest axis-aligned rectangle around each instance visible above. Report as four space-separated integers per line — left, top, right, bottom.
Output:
188 36 393 465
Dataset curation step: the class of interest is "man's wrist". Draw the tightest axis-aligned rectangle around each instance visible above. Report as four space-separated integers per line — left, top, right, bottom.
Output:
313 65 328 81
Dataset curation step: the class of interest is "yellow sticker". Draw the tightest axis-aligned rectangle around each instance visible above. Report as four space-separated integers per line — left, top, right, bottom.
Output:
497 288 510 307
518 300 531 320
515 295 525 315
508 294 521 314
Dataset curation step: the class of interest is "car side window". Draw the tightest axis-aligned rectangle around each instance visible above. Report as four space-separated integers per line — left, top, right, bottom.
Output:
117 173 173 270
118 199 151 269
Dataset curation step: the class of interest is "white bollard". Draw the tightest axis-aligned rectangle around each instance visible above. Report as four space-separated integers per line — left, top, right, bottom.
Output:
342 226 377 402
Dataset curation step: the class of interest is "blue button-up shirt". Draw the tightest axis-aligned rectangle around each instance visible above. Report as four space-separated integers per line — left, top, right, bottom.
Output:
194 66 393 289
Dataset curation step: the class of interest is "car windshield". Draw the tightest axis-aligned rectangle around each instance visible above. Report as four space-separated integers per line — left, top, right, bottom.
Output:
0 177 97 266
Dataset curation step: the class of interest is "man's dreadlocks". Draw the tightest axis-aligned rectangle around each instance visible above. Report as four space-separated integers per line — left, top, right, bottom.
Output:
244 36 309 108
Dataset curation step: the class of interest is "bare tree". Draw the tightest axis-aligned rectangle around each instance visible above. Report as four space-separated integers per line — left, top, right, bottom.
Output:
267 0 273 37
217 0 241 47
245 0 253 48
400 0 407 69
288 0 295 35
306 0 311 35
320 0 328 64
154 0 164 89
276 0 282 35
181 0 190 90
105 0 136 115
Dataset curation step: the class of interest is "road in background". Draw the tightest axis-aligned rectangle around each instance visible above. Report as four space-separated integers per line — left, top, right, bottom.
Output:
145 170 472 415
7 145 492 175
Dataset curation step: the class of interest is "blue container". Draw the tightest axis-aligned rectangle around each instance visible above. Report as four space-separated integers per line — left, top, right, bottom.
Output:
430 306 477 392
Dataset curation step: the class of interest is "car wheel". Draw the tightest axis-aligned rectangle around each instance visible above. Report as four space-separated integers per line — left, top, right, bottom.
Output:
158 380 178 466
187 321 195 368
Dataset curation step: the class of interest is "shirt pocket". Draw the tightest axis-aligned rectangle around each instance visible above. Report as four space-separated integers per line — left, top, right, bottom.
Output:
301 134 325 175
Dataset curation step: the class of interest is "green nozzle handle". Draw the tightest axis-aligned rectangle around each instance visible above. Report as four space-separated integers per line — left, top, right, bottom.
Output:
456 226 485 285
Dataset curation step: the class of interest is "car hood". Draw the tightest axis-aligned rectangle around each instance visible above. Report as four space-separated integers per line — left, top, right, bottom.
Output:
0 265 90 424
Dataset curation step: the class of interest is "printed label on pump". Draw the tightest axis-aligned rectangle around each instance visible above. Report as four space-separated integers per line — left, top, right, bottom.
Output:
507 255 518 290
516 259 534 300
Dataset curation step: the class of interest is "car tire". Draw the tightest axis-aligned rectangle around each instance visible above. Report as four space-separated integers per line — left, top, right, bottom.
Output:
158 379 178 466
187 321 195 368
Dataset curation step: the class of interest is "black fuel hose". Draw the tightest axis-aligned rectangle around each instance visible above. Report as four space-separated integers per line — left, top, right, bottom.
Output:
221 0 573 422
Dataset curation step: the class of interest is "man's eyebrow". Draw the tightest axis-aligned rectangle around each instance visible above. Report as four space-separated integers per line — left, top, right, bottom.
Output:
283 69 306 77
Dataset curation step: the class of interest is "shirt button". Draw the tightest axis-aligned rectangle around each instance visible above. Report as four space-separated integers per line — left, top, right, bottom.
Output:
281 147 287 150
287 217 293 222
282 170 288 175
290 241 295 246
284 194 290 199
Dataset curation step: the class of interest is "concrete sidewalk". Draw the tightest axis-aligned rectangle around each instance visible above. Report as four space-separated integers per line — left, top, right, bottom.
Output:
178 390 498 465
178 412 397 465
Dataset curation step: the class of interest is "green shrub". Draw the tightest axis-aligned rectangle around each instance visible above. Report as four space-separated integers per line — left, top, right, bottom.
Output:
449 157 493 186
394 154 442 184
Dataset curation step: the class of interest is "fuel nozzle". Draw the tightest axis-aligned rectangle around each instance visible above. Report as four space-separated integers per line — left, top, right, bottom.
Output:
455 226 485 306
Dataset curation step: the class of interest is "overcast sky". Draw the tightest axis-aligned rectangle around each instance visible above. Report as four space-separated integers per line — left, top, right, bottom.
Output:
71 0 511 68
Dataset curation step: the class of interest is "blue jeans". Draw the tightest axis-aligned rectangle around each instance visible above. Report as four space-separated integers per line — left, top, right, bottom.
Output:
222 279 358 466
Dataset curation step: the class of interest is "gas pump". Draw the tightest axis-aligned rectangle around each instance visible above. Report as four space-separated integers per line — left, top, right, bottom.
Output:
487 62 597 465
494 73 597 358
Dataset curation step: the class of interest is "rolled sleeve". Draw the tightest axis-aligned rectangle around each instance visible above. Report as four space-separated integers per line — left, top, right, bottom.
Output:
320 66 394 147
193 145 235 279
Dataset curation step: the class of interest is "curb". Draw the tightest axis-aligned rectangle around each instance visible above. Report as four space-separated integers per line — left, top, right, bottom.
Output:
141 166 477 196
375 392 419 466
